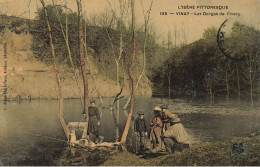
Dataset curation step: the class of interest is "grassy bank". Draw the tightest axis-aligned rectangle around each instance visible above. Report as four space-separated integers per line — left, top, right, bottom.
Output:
102 135 260 166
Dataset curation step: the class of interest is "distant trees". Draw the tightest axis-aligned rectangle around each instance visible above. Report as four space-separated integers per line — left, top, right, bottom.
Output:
229 23 260 103
152 22 260 100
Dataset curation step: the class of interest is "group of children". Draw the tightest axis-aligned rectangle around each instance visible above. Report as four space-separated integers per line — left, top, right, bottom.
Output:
134 104 190 153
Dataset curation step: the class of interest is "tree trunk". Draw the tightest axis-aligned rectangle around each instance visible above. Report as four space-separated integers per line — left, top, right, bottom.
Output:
120 0 136 145
249 52 253 105
225 70 229 99
250 80 253 105
115 30 124 141
54 8 84 106
249 72 253 105
210 87 213 101
115 60 120 141
236 66 240 96
76 0 89 120
168 65 171 98
123 0 153 109
40 0 69 139
168 75 171 98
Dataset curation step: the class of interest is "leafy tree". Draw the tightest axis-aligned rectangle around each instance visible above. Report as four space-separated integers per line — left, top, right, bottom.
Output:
151 22 259 100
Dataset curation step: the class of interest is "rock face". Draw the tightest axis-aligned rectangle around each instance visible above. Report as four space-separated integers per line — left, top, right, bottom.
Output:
0 30 152 99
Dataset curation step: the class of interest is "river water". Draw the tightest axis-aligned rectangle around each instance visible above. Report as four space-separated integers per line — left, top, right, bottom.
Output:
0 96 259 165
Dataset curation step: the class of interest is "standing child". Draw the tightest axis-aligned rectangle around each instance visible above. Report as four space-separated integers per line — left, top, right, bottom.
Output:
134 112 148 153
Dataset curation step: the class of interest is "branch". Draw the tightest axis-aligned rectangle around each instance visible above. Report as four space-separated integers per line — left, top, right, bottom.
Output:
110 87 124 110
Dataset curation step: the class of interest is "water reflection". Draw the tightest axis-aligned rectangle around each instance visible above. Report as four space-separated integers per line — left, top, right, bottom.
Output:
0 96 259 165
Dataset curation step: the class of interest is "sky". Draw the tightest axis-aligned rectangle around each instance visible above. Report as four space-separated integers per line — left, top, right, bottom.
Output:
0 0 259 45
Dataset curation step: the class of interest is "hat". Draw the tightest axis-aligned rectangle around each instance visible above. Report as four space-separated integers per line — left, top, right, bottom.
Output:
90 100 95 104
154 106 162 111
160 104 168 109
137 112 144 115
169 114 181 123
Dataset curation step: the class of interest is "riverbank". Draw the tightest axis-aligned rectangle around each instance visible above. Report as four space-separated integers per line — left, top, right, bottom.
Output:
0 97 259 165
102 134 260 166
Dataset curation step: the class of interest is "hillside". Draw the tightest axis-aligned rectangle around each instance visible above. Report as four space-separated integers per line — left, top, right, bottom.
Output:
0 29 152 99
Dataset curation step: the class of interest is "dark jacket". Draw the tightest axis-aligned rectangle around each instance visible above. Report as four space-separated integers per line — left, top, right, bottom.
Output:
87 106 100 135
134 117 147 133
83 106 100 121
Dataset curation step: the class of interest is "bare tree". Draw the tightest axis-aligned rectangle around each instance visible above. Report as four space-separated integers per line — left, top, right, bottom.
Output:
95 0 130 141
40 0 69 139
120 0 136 145
167 30 172 98
228 23 259 105
235 63 241 96
53 3 84 107
76 0 89 123
242 50 258 105
182 21 188 45
174 24 177 48
216 60 233 99
82 12 104 104
123 0 154 110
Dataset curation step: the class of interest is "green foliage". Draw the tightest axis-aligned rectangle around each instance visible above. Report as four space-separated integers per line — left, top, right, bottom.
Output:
31 5 79 65
203 26 217 41
151 23 260 97
0 15 32 33
151 39 220 96
31 5 159 82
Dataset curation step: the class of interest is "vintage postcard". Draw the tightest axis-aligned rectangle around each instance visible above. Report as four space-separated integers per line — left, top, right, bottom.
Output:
0 0 259 166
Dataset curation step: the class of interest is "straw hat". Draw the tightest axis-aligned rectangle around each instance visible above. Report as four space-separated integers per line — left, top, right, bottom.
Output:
154 106 162 111
169 114 181 123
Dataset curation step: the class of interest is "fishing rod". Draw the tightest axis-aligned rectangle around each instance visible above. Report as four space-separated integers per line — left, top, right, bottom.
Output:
24 132 68 143
24 132 88 149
